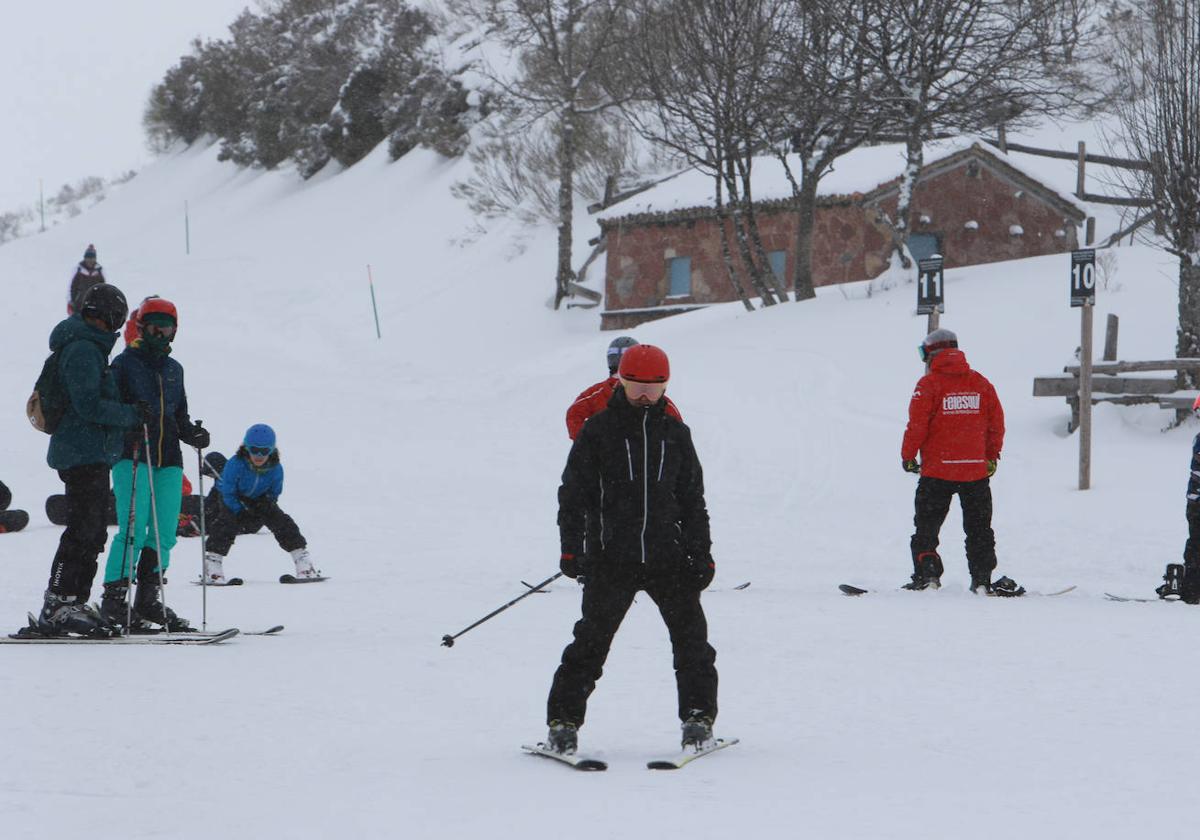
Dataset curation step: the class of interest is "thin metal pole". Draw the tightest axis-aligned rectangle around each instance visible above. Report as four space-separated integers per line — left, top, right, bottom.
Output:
122 443 141 636
368 265 381 339
197 448 208 631
141 423 171 624
441 572 563 647
39 179 45 232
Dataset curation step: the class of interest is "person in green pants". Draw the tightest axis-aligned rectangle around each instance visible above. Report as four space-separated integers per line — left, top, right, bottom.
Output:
100 297 209 630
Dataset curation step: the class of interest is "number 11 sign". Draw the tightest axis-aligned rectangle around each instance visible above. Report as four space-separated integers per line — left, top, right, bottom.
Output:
917 256 944 315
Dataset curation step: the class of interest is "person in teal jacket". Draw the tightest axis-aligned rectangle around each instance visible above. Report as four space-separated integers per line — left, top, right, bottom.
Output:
99 297 208 631
38 284 140 636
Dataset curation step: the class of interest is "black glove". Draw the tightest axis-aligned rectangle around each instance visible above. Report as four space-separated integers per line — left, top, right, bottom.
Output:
902 458 921 474
683 554 715 591
187 422 210 450
560 553 590 583
239 495 272 516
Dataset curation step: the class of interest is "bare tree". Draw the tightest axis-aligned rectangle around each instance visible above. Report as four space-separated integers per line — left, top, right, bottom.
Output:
1109 0 1200 383
771 0 881 300
616 0 794 309
858 0 1099 270
469 0 632 308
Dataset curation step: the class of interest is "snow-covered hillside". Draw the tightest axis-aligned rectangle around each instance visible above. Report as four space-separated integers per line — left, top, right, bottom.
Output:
0 139 1192 839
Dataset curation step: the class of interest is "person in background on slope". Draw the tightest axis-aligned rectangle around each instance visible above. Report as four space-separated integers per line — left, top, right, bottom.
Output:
544 344 719 755
565 336 682 440
202 424 320 584
66 244 106 316
1155 395 1200 603
35 283 141 636
901 328 1023 596
99 297 209 631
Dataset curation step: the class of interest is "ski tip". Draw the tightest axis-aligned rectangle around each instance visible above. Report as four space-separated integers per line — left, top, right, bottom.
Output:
279 574 329 584
839 584 868 596
732 581 752 590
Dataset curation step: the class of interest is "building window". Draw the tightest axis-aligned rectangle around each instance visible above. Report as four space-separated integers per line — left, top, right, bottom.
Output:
767 250 787 284
667 256 692 297
907 232 942 263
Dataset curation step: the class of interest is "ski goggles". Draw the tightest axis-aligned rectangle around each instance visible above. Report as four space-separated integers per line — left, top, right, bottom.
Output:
247 445 274 457
621 378 667 401
144 322 176 339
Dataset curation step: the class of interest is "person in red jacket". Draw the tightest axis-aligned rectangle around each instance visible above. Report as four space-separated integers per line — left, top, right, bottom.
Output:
566 337 682 439
900 328 1022 596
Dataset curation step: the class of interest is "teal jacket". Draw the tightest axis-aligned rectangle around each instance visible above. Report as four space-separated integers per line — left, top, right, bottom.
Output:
46 315 138 470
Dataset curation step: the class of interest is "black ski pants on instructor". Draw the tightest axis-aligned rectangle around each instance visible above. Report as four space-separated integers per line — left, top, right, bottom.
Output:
911 476 997 584
546 571 718 727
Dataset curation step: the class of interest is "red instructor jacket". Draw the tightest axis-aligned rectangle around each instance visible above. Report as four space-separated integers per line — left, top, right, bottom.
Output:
901 349 1004 482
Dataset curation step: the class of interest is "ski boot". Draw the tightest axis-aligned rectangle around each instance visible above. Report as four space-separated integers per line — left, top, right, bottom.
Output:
133 570 193 631
1157 564 1185 601
681 711 715 749
37 591 110 637
98 579 132 631
202 552 227 584
972 575 1026 597
546 720 578 755
290 547 322 580
902 551 943 591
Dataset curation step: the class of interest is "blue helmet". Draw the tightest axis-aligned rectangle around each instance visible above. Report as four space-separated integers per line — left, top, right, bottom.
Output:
243 423 276 451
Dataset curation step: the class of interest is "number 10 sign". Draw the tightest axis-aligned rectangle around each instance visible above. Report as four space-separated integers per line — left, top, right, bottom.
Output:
1071 249 1096 307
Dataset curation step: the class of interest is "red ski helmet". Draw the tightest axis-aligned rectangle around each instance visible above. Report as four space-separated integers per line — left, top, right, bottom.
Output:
138 296 178 326
1193 394 1200 416
618 344 670 383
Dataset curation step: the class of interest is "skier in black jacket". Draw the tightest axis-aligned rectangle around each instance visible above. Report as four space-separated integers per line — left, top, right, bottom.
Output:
545 344 719 755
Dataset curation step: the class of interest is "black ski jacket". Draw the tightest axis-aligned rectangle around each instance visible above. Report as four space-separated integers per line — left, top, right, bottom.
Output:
558 387 711 582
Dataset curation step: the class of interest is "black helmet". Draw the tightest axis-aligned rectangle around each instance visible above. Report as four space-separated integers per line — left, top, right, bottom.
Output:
80 283 129 332
606 336 638 374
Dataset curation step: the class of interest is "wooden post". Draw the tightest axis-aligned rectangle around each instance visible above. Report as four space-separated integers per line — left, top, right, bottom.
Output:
1079 302 1094 490
927 309 940 334
1085 217 1095 246
1103 314 1119 361
1076 141 1086 199
997 124 1007 153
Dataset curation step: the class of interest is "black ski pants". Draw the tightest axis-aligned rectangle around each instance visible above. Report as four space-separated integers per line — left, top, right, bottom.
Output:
48 463 111 601
546 572 718 727
204 496 305 557
910 476 997 584
1182 502 1200 569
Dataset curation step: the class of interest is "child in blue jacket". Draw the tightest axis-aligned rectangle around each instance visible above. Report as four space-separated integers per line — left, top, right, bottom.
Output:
202 424 320 583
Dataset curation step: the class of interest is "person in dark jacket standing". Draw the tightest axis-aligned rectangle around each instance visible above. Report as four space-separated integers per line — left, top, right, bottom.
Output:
545 344 719 755
1154 395 1200 602
66 244 106 315
37 283 140 636
98 297 208 630
900 328 1022 595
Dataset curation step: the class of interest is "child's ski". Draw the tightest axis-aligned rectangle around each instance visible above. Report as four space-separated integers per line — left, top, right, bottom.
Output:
647 737 739 770
521 744 607 771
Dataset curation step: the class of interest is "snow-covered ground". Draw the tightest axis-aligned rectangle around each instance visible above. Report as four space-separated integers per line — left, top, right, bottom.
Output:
0 139 1192 839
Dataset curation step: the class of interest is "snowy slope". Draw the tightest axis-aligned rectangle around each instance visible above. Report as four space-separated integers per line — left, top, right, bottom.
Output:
0 140 1193 840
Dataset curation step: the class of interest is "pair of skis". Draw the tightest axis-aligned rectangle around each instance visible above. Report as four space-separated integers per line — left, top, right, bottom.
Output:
191 575 329 586
521 737 738 771
3 621 285 645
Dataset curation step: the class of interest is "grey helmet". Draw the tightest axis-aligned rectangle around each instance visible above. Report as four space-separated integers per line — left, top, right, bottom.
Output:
606 336 639 374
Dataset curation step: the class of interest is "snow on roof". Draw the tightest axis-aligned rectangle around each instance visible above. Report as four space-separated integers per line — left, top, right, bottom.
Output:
595 135 1091 224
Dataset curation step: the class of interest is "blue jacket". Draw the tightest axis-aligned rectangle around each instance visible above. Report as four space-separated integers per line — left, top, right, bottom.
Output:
217 447 284 514
110 342 201 468
46 316 138 470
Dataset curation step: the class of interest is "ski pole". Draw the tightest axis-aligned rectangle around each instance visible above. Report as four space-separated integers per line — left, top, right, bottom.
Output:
122 442 141 636
196 446 208 631
141 422 171 628
441 571 562 648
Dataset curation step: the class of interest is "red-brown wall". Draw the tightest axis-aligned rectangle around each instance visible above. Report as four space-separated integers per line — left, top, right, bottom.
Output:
600 153 1080 328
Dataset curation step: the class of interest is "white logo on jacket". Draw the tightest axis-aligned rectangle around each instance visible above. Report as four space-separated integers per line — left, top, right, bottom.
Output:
942 393 981 413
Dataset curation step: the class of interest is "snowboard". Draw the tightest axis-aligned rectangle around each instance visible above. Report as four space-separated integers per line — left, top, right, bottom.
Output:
0 509 29 533
839 583 1075 597
521 744 607 771
46 492 118 526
